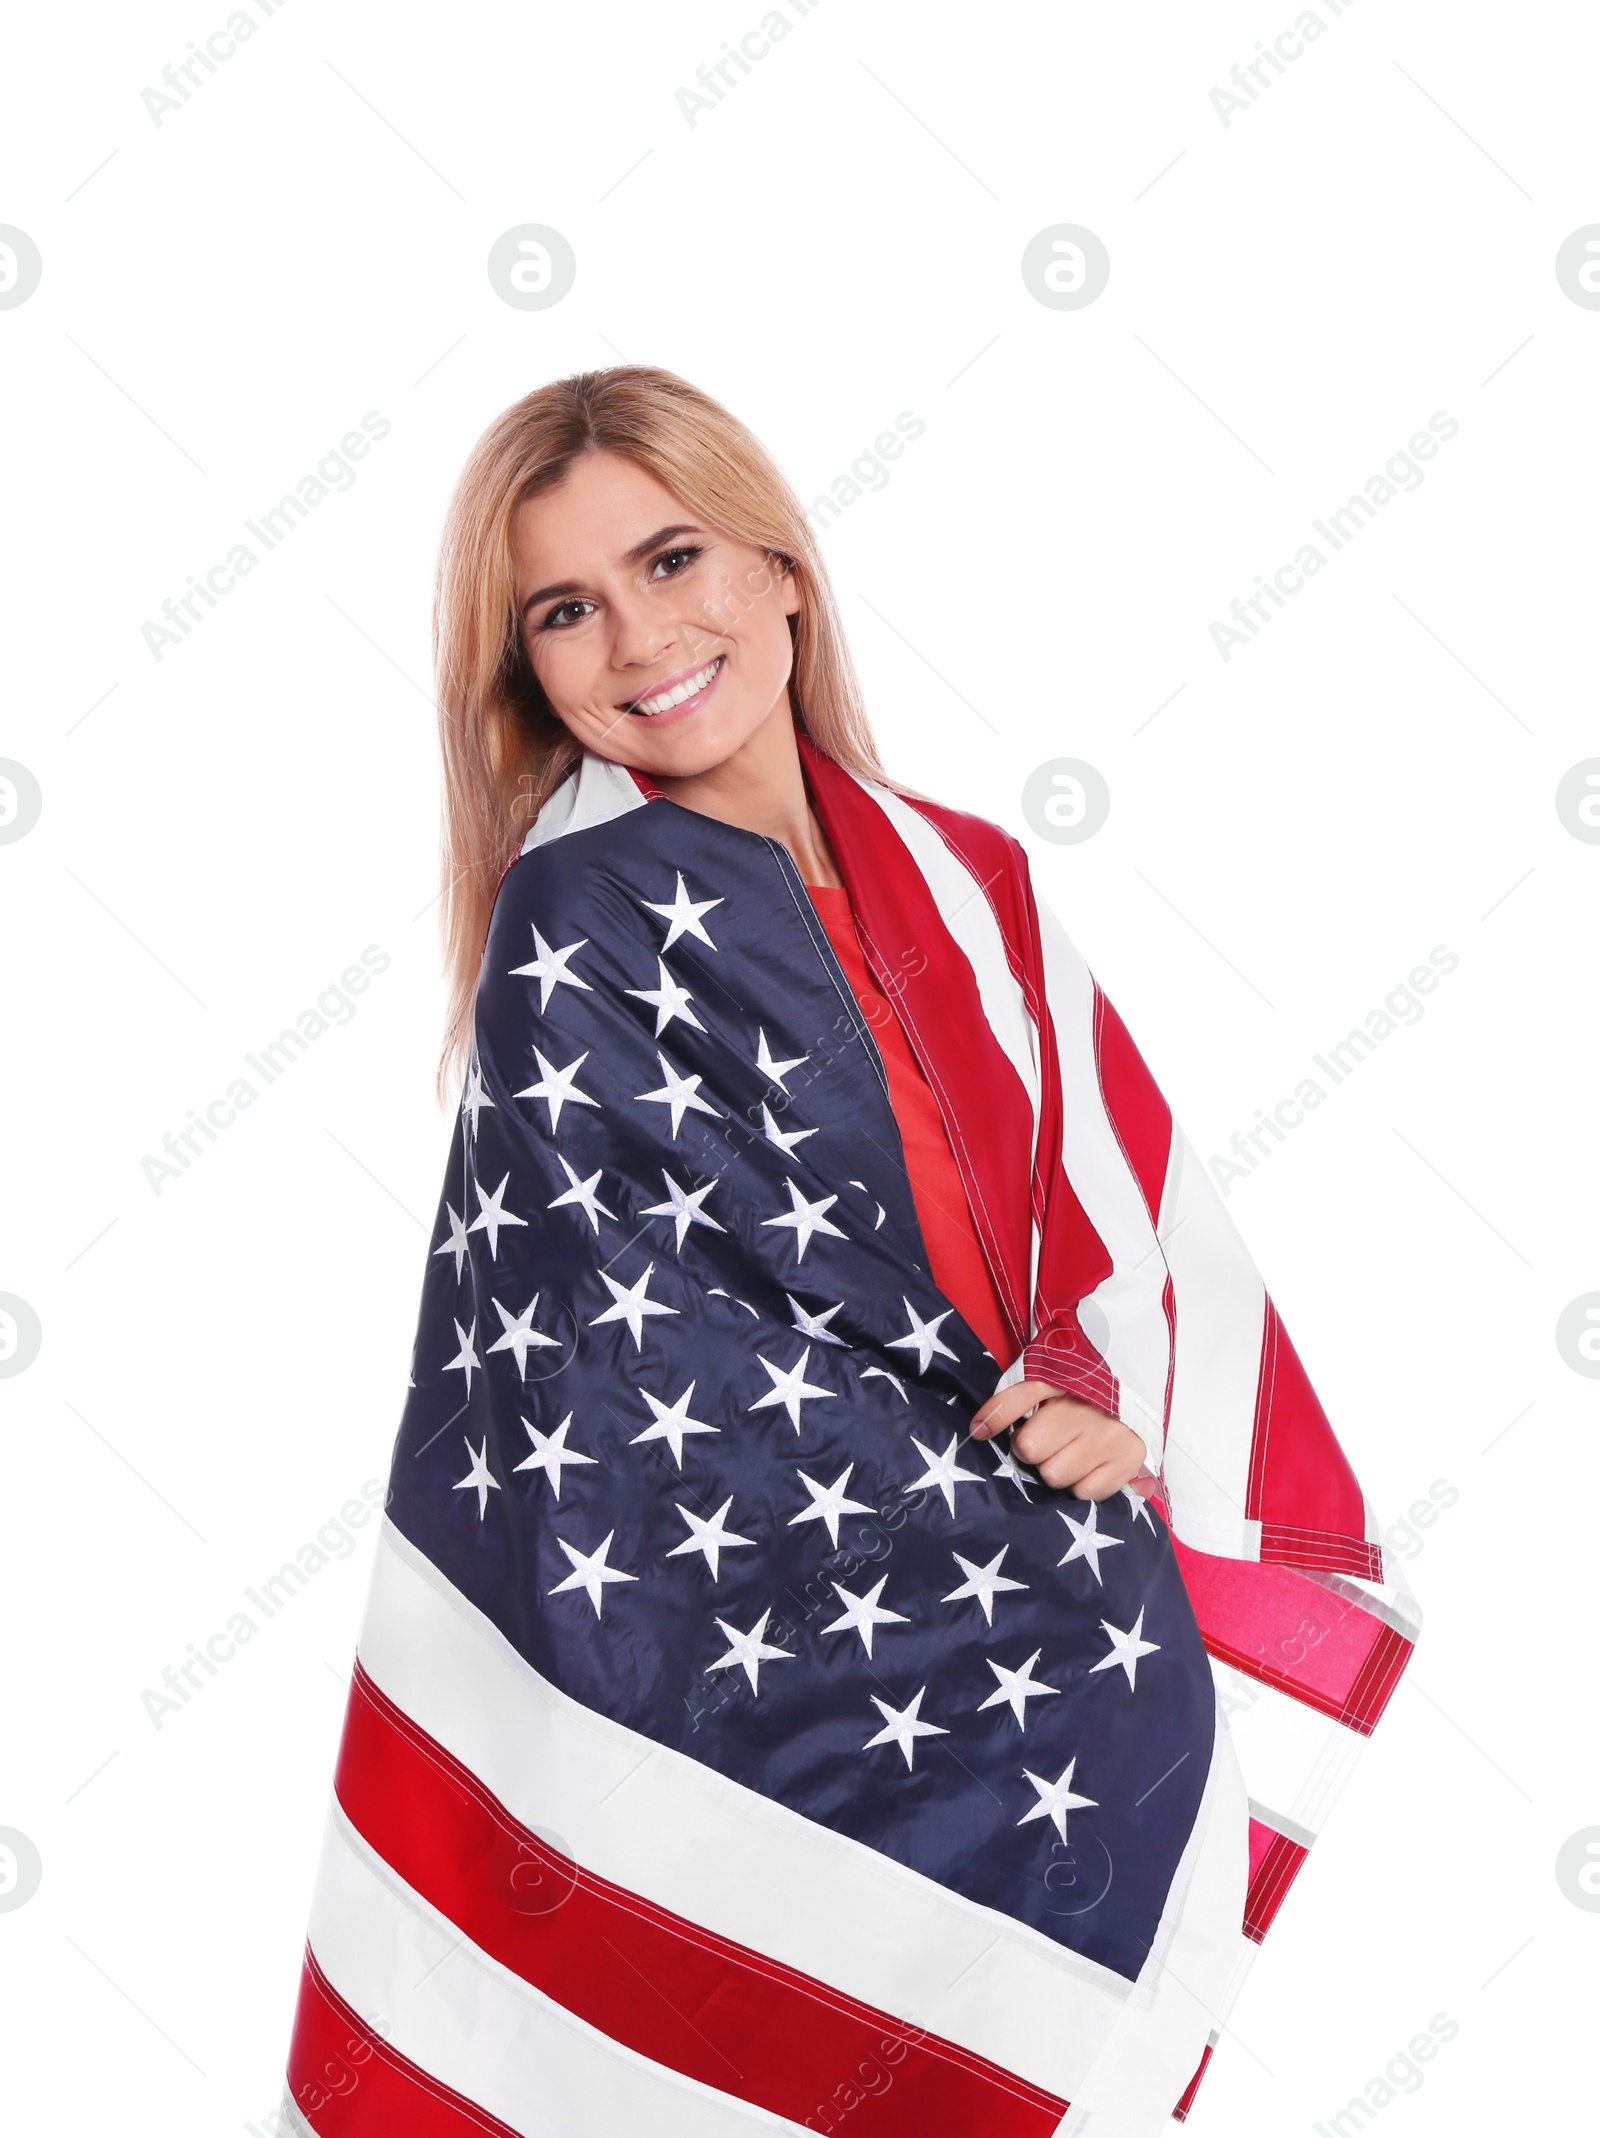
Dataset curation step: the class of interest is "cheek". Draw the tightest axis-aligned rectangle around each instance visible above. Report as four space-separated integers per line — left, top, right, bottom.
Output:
528 635 600 720
732 584 794 674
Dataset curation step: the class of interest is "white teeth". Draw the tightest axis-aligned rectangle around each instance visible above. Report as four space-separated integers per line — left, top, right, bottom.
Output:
632 656 721 716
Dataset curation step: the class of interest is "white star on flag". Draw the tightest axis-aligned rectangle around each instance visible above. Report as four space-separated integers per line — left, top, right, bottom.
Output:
860 1364 909 1402
906 1431 985 1515
453 1436 500 1519
467 1172 528 1259
443 1317 481 1394
1056 1501 1125 1584
822 1576 909 1658
750 1344 834 1432
1018 1757 1098 1843
548 1529 638 1617
989 1439 1037 1498
642 872 722 950
760 1103 817 1159
1091 1607 1161 1691
516 1048 600 1130
886 1299 960 1374
1121 1483 1157 1530
625 956 707 1037
978 1649 1061 1729
548 1156 616 1233
461 1056 495 1140
509 926 593 1010
642 1170 727 1250
761 1179 846 1260
589 1263 679 1349
666 1496 754 1580
707 1609 792 1694
755 1029 808 1089
942 1545 1029 1624
789 1464 873 1547
434 1203 471 1279
636 1051 720 1137
488 1293 562 1377
786 1294 847 1345
630 1381 719 1467
863 1687 948 1771
512 1412 595 1499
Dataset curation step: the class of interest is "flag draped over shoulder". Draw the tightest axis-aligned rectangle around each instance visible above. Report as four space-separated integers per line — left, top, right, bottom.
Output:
283 735 1418 2138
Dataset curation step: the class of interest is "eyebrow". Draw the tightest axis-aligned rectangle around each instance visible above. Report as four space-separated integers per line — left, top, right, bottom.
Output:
518 524 705 619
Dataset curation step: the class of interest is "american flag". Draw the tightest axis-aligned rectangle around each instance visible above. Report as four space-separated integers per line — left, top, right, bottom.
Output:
283 735 1418 2137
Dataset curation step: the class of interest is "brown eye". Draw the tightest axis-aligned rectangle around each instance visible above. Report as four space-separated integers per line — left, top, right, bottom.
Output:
653 545 702 577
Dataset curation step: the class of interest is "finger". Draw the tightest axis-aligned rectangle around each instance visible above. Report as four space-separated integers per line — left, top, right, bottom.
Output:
971 1380 1058 1439
1011 1410 1087 1468
1037 1443 1095 1492
1071 1461 1130 1503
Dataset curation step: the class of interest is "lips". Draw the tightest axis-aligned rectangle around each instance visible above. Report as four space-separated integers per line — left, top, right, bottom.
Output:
624 654 725 718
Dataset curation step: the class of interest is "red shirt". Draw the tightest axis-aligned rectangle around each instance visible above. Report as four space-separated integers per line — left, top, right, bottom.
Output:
807 882 1016 1369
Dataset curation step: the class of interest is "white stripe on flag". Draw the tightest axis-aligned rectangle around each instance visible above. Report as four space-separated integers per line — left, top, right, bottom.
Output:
1154 1127 1266 1559
306 1799 799 2136
1031 897 1173 1455
521 752 649 856
1212 1659 1366 1839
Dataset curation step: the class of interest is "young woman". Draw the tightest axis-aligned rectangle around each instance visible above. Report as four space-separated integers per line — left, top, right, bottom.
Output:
284 368 1416 2138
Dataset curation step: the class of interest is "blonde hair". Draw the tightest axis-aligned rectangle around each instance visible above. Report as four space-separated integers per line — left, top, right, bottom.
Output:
431 364 908 1104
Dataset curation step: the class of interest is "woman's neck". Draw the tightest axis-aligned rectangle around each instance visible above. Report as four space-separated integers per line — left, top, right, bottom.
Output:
645 700 845 888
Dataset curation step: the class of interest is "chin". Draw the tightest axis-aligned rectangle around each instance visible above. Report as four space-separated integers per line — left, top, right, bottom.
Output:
619 707 769 778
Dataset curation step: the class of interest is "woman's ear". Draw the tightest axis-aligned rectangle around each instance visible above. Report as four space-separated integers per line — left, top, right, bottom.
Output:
775 553 803 615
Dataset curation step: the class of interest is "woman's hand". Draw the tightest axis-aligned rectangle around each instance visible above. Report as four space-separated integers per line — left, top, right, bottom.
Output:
971 1379 1151 1502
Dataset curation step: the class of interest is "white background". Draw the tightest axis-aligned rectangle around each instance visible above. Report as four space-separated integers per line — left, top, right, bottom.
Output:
1 1 1594 2130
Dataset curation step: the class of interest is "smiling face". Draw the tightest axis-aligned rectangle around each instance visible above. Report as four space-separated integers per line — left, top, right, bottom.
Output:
509 449 803 779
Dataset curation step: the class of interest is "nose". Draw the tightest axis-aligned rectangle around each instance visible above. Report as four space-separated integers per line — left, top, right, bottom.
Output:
608 584 682 676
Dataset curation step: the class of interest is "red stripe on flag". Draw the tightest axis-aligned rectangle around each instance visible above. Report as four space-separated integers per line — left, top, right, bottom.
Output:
1171 1538 1411 1735
1258 1522 1383 1580
286 1943 522 2136
1089 986 1173 1227
1245 1300 1374 1574
1342 1620 1413 1731
1243 1820 1310 1943
334 1661 1068 2138
1171 2036 1216 2122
